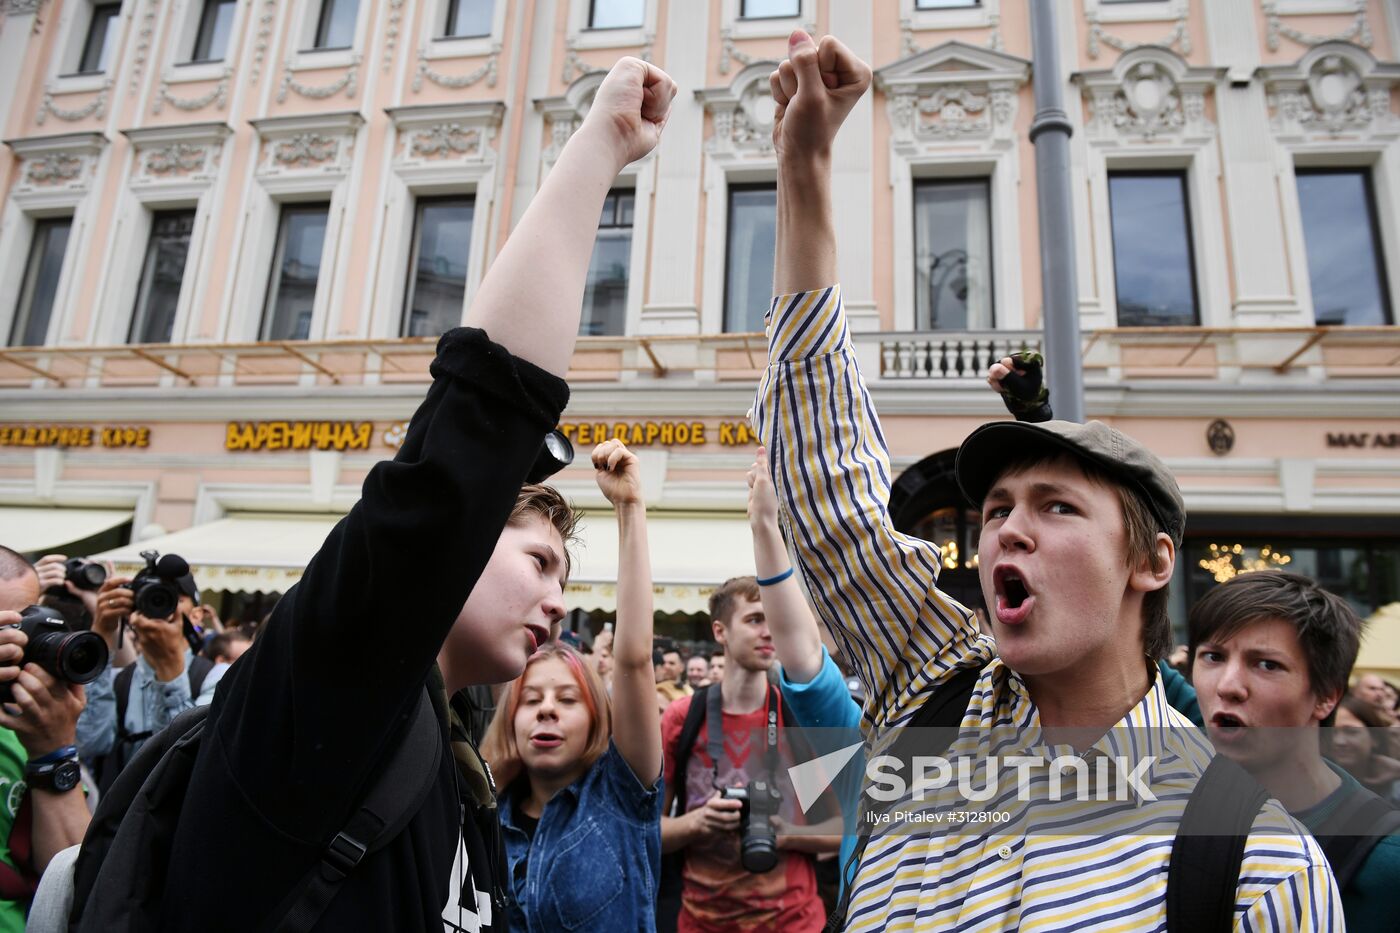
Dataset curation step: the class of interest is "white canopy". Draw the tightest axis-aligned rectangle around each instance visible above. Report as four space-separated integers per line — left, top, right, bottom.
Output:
1 506 132 554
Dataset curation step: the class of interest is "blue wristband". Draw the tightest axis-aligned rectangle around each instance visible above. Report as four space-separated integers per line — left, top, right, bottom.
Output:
29 744 77 765
756 567 794 587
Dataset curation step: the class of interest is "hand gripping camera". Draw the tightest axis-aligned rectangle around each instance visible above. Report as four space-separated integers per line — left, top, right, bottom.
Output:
59 558 107 592
719 779 783 873
124 550 204 654
0 606 109 703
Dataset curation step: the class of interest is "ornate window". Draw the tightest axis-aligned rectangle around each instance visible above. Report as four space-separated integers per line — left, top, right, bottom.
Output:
261 205 330 341
191 0 238 63
9 219 71 347
1295 169 1392 325
402 197 475 337
1108 172 1200 326
75 3 120 75
724 184 776 334
581 190 634 336
129 210 196 344
914 179 993 330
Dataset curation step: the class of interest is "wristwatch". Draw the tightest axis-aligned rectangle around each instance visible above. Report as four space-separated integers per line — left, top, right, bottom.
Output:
25 755 81 793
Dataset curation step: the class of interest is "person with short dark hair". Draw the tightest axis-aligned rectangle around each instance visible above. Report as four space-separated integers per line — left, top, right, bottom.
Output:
756 28 1339 930
0 546 93 928
204 631 252 667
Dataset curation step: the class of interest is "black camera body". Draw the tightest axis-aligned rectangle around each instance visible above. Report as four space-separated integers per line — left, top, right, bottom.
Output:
0 606 109 703
61 558 107 592
130 550 189 620
720 780 783 873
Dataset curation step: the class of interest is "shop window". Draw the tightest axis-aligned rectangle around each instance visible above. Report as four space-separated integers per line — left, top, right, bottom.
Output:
402 196 474 338
723 184 776 333
740 0 799 17
580 190 633 336
313 0 359 50
9 218 72 347
129 210 196 344
889 448 985 612
1296 168 1392 326
1108 171 1200 326
261 204 329 341
588 0 644 30
190 0 237 62
914 178 993 330
1184 538 1400 619
76 2 121 74
443 0 494 38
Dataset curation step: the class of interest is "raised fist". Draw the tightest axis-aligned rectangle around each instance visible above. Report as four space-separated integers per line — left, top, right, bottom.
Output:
746 447 779 530
769 30 872 159
582 57 679 171
592 438 644 508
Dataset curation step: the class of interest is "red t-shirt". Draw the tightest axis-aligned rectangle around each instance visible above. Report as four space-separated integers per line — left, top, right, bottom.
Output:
661 691 825 933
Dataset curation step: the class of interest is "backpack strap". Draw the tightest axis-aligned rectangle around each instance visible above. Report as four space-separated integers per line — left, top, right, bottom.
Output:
113 663 135 747
670 685 710 817
823 662 986 933
1316 788 1400 891
187 655 214 700
269 686 443 933
1166 754 1270 933
114 657 215 749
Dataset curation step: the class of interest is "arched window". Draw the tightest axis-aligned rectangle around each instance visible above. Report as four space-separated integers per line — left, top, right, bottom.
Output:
889 449 985 613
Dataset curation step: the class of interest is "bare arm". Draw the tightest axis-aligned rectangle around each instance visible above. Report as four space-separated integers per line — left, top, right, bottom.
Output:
747 447 823 683
464 59 677 376
591 440 661 787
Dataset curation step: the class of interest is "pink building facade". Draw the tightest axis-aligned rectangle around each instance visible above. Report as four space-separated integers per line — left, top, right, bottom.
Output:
1 0 1398 639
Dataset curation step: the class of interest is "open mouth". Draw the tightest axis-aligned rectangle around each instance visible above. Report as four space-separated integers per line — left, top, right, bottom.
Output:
525 625 549 652
1210 712 1247 739
530 732 564 750
993 566 1036 625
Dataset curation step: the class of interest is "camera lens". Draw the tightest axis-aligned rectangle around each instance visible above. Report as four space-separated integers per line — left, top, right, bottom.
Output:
68 560 107 591
56 631 109 684
135 583 178 620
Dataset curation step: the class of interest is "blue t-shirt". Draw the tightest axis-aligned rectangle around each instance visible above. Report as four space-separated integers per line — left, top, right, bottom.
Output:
778 646 864 895
1295 759 1400 931
498 740 662 932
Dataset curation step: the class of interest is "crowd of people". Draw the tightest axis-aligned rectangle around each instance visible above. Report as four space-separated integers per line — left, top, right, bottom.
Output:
0 28 1396 932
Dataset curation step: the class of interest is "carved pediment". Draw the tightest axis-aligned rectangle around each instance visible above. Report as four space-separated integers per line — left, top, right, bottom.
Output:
387 102 503 177
696 61 782 159
250 112 364 189
122 123 232 190
1259 42 1400 141
536 72 607 165
4 132 106 197
1075 46 1222 143
875 41 1030 150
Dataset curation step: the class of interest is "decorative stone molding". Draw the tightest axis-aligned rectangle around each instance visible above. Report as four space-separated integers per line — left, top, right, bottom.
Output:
1263 1 1372 53
1260 42 1400 140
277 57 360 103
1086 3 1191 60
875 41 1030 152
250 0 278 84
6 133 106 196
1075 47 1222 143
2 0 49 14
900 16 1004 58
384 0 405 73
696 61 783 158
250 112 364 187
128 0 158 96
386 102 502 182
153 72 231 115
123 123 232 190
719 23 814 75
36 82 110 126
561 38 603 85
537 72 607 165
413 45 499 92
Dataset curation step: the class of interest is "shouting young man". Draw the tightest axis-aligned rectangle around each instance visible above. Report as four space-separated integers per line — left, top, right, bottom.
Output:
754 29 1340 931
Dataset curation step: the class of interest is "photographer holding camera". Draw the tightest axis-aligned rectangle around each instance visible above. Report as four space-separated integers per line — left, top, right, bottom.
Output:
659 577 832 933
74 551 220 790
0 546 98 931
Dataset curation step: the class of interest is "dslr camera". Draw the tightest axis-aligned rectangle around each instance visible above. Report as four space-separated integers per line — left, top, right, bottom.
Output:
0 606 109 703
719 779 783 873
130 550 190 620
58 558 107 593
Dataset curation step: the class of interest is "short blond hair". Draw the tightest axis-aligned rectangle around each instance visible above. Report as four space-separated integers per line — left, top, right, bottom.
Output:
481 642 611 793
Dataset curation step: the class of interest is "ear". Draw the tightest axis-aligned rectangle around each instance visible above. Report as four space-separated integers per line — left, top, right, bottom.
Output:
1314 688 1342 724
1129 532 1175 595
712 618 727 645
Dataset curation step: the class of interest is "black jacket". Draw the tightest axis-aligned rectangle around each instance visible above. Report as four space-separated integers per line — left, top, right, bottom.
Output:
161 328 568 931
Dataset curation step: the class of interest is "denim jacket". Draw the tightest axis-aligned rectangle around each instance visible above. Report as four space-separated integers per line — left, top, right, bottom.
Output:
499 740 662 932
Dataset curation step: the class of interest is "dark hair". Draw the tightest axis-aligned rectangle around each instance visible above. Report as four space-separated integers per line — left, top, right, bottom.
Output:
992 450 1172 659
0 546 35 583
1187 572 1362 716
205 631 252 663
708 576 761 628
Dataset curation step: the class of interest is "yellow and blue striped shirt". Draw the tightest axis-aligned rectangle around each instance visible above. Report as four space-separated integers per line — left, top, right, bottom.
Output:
754 286 1343 931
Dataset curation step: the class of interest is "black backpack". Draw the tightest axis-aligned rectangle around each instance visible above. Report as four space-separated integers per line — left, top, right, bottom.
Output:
94 657 214 793
67 687 441 932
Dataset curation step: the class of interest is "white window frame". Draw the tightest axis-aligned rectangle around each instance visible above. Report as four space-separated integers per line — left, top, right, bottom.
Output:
48 0 129 91
1278 146 1400 327
288 0 370 70
1086 150 1227 329
722 0 813 39
893 155 1021 332
422 0 508 59
567 0 658 50
901 0 999 32
1083 0 1185 24
163 0 246 83
0 134 106 349
1269 0 1360 15
225 113 363 349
